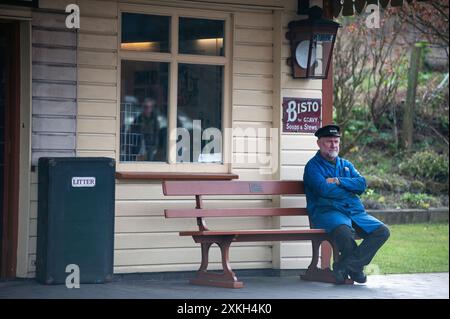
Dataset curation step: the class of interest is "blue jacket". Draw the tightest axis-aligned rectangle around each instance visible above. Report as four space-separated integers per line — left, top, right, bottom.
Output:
303 151 384 234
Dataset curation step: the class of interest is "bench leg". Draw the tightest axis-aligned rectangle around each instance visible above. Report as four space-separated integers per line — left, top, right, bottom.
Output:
300 239 353 284
321 240 333 269
190 239 244 289
198 243 212 272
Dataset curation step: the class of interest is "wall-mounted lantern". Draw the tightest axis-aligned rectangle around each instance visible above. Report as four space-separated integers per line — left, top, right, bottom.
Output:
286 6 340 79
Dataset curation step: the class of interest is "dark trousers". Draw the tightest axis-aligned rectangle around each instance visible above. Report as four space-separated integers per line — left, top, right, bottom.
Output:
330 223 390 273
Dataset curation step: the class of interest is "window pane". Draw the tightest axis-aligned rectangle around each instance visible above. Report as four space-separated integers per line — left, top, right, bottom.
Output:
308 33 334 78
120 60 169 162
179 18 224 56
121 13 170 52
177 64 223 163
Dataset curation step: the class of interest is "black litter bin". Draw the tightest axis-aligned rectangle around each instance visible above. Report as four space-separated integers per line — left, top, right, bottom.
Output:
36 157 115 284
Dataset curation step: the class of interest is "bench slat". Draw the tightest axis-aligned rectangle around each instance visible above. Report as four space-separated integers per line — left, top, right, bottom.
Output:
165 207 308 218
179 229 326 236
162 180 304 196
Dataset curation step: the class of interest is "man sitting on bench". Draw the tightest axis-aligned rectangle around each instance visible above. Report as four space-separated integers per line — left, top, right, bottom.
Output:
303 124 390 284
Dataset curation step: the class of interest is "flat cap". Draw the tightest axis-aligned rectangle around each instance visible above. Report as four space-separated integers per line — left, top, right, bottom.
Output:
314 124 341 138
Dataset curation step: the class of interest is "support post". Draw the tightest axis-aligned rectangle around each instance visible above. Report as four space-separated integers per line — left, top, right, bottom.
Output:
402 42 425 150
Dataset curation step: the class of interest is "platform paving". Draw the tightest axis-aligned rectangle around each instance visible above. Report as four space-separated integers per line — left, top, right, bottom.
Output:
0 272 448 299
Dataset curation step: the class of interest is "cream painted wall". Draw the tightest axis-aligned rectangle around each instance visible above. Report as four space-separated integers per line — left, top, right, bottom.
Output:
22 0 323 277
274 0 323 269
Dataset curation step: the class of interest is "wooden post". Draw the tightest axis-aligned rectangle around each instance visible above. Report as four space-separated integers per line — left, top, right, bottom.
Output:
402 43 425 150
322 0 334 126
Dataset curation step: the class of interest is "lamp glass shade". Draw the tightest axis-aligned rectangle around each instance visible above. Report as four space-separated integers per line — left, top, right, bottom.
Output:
295 40 316 69
305 32 335 78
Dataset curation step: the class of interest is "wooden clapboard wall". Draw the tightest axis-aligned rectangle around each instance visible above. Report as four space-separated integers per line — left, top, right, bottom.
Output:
31 11 77 165
113 7 276 275
26 0 118 277
232 10 275 180
278 0 323 269
25 0 321 277
76 0 118 158
26 9 78 276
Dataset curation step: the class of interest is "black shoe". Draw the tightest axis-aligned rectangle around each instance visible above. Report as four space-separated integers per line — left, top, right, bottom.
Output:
332 265 348 284
348 270 367 284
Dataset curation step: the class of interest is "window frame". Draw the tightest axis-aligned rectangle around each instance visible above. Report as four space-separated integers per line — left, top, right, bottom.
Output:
117 4 232 173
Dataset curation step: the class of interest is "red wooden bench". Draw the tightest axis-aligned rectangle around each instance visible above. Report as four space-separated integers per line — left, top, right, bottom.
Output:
163 180 351 288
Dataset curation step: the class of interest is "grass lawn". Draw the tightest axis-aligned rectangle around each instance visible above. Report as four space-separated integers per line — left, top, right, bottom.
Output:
366 223 449 275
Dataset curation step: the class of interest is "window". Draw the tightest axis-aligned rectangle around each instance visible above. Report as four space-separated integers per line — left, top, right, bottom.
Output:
177 64 223 162
120 60 168 162
119 8 229 170
179 18 224 56
121 13 170 52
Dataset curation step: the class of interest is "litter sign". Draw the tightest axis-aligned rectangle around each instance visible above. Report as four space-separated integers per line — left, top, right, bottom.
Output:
71 177 96 187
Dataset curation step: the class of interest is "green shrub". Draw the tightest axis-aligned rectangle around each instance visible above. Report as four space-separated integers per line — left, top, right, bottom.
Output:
409 180 426 193
400 192 439 209
425 181 449 194
361 189 387 209
365 175 410 192
399 151 449 183
366 175 391 190
390 178 410 192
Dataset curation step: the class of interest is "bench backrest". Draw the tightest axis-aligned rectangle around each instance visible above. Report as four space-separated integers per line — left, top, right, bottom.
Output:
163 180 308 231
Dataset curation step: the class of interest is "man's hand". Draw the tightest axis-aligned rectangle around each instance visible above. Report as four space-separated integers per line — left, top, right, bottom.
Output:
326 177 340 185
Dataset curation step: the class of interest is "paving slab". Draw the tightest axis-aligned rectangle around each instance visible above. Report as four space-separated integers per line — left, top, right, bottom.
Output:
0 273 448 299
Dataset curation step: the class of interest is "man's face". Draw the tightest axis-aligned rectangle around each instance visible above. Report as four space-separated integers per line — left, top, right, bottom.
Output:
317 136 340 160
143 100 154 117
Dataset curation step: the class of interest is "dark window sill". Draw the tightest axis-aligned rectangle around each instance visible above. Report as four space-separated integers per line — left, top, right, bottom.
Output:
115 172 239 181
